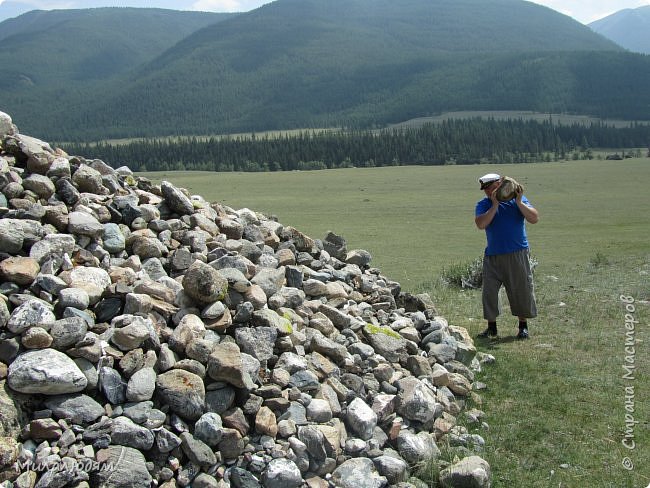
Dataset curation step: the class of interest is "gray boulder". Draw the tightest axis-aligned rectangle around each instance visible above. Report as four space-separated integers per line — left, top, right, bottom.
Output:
126 367 157 402
156 369 205 420
161 180 194 215
180 431 217 467
346 398 377 441
396 430 440 466
262 458 303 488
72 164 105 193
183 260 228 305
0 219 24 253
7 300 55 334
439 455 491 488
50 317 88 350
68 210 104 237
235 326 277 362
8 349 87 395
194 412 224 446
91 445 152 487
44 393 104 424
330 458 387 488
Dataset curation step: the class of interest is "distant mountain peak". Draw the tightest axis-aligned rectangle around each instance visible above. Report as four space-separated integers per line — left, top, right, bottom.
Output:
589 5 650 54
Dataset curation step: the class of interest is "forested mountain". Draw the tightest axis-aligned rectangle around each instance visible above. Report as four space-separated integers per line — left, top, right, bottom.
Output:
589 6 650 55
1 0 649 141
0 8 234 86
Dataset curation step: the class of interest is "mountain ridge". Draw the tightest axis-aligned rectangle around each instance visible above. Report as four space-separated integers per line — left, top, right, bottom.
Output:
589 6 650 54
1 0 648 141
0 8 234 85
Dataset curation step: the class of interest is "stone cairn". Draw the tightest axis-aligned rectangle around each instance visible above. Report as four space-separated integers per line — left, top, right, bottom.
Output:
0 110 492 488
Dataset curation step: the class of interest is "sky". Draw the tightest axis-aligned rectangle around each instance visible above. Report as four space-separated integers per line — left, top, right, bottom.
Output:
1 0 650 24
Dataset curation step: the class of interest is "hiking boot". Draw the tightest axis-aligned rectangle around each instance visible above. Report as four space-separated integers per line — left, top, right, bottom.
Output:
516 327 529 340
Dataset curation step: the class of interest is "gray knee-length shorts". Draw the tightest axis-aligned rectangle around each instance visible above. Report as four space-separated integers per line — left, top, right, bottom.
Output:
482 248 537 321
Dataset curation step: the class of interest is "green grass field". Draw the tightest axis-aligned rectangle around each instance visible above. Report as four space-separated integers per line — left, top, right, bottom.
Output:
143 158 650 487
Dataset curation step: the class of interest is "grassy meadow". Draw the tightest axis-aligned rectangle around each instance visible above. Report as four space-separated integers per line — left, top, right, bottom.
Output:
143 158 650 487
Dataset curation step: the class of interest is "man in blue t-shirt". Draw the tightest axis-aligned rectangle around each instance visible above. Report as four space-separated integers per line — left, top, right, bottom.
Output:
474 173 539 339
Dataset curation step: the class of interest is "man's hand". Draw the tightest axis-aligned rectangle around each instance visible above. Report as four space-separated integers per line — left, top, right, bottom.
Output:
490 187 500 205
515 183 524 203
490 177 504 205
514 184 539 224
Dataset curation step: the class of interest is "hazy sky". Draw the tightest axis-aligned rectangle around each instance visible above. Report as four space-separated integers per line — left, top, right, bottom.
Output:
1 0 649 24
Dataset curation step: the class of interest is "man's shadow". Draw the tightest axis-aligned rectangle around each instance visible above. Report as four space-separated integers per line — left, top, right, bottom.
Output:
475 335 521 346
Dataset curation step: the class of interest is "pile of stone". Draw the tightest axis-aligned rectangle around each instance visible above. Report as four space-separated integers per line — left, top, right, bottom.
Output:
0 110 492 488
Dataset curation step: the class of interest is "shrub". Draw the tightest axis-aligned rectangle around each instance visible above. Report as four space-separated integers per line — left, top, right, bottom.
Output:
440 257 484 289
441 254 538 289
589 252 609 268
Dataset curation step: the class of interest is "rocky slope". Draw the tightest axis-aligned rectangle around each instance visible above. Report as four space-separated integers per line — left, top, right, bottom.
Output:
0 110 492 488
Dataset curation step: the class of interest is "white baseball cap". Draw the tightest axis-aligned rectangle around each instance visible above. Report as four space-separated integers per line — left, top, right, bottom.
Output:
478 173 501 189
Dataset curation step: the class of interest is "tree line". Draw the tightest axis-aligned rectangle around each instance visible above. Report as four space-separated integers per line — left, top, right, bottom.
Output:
60 118 650 173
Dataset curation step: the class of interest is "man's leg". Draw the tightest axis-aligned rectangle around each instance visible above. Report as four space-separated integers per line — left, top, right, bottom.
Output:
517 316 529 339
479 255 501 337
503 249 537 339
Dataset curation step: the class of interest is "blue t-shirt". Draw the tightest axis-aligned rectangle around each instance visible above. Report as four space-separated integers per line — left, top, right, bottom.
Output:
475 196 531 256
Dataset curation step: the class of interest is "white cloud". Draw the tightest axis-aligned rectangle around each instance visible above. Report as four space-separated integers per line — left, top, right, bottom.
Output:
192 0 241 12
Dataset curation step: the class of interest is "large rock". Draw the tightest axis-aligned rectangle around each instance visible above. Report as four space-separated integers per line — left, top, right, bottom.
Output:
235 326 277 362
161 180 194 215
0 381 28 437
0 219 24 253
29 234 76 264
0 257 39 286
397 377 441 426
156 369 205 420
68 266 111 304
207 342 254 390
68 210 104 237
180 431 216 466
103 223 126 253
44 393 104 424
126 367 156 402
183 260 228 305
262 458 303 488
322 231 347 260
111 317 152 351
22 173 55 199
346 397 377 441
50 317 88 350
330 458 387 488
7 349 87 395
372 455 409 484
72 164 105 193
110 416 155 450
0 111 15 137
250 267 285 298
396 430 440 465
99 367 127 405
439 455 491 488
91 445 152 487
7 299 55 334
363 324 407 362
194 412 223 446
